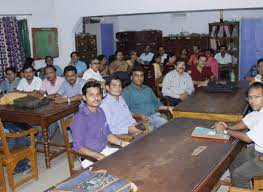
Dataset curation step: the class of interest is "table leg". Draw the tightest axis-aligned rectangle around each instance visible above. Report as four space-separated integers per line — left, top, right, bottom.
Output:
41 119 51 169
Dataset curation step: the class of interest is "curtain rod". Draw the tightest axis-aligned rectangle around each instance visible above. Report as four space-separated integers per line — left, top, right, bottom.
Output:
0 13 32 16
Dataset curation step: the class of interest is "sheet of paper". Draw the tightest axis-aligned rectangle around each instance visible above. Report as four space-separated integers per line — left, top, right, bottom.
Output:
191 146 207 156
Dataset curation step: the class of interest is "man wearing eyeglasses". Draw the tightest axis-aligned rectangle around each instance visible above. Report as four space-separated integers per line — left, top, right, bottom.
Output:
214 82 263 189
162 59 195 106
82 57 104 83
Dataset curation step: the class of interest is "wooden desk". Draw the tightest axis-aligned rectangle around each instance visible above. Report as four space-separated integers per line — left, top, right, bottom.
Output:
0 101 80 168
87 118 243 192
172 82 248 122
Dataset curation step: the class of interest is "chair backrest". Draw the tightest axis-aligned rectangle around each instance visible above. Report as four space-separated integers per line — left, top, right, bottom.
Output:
60 116 73 150
163 65 175 76
0 119 10 156
141 64 157 94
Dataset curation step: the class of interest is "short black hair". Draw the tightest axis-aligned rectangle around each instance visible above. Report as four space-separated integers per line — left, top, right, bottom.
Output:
131 65 144 75
82 81 102 95
44 65 57 74
22 64 34 72
70 51 78 58
98 54 106 61
5 67 16 73
219 45 227 49
106 73 122 86
175 59 186 65
24 57 34 66
257 58 263 65
63 65 77 75
90 56 99 63
198 54 207 60
247 82 263 95
45 56 53 62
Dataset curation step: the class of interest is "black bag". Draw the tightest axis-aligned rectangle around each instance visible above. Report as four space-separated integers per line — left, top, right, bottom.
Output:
13 96 49 109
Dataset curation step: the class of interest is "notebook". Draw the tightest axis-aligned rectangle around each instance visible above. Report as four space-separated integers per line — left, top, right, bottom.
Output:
191 127 230 141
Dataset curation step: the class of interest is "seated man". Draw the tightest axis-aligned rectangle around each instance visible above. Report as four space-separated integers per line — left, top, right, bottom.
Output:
253 58 263 83
100 74 142 136
70 81 129 168
214 82 263 189
191 54 214 87
123 66 173 131
39 65 64 96
214 45 233 65
0 67 20 93
82 57 104 82
140 45 154 65
54 66 86 103
16 64 42 94
162 59 195 106
37 56 63 79
68 52 87 77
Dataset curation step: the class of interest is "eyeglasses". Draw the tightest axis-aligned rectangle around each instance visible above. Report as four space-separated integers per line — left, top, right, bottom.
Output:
246 95 263 101
92 62 100 65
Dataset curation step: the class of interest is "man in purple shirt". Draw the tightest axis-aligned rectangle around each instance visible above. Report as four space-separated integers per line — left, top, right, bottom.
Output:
70 81 129 168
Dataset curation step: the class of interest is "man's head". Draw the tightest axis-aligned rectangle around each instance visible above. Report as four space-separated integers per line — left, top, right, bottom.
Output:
247 82 263 111
45 56 54 65
131 66 144 86
204 49 214 58
129 51 137 61
82 81 103 107
63 66 77 85
257 58 263 75
89 57 100 72
44 65 57 82
167 53 176 64
219 45 227 55
70 52 78 63
106 74 122 97
22 64 35 81
5 67 16 82
115 51 123 61
154 54 161 64
159 47 165 55
175 59 186 74
145 45 151 53
193 45 200 54
197 54 207 68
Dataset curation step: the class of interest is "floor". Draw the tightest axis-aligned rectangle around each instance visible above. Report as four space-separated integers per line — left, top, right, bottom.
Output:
2 130 231 192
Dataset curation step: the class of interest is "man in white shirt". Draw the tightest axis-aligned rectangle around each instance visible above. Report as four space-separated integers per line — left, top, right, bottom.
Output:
140 45 154 65
162 59 195 106
16 65 42 93
214 45 233 65
254 58 263 83
214 82 263 189
159 46 168 64
82 57 104 82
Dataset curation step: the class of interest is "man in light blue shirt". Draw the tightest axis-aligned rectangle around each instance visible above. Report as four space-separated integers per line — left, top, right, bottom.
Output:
123 66 173 131
139 45 154 65
100 74 142 135
54 66 86 103
68 52 87 76
0 67 20 93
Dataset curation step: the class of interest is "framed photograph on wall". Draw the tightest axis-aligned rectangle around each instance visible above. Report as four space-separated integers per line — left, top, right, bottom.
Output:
32 28 59 60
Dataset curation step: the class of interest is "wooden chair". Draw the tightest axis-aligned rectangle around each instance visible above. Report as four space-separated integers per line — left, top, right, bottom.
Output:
0 120 38 192
60 117 97 176
228 176 263 192
141 64 158 95
0 158 6 192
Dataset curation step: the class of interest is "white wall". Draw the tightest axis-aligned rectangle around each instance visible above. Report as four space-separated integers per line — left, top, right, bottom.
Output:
0 0 56 69
54 0 263 68
2 0 263 69
116 9 263 36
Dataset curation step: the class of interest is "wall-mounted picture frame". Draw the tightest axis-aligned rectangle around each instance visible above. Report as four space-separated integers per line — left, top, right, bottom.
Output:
32 28 59 60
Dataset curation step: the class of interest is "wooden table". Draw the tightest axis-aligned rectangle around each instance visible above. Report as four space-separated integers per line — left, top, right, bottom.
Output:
86 118 243 192
172 82 248 122
0 101 80 168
